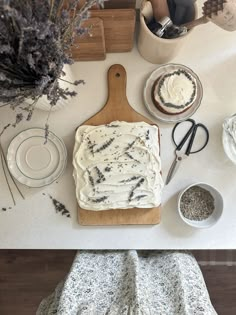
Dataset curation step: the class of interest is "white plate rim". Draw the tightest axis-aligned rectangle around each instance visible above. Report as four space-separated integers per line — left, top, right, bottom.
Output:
143 63 203 123
7 128 67 187
222 128 236 165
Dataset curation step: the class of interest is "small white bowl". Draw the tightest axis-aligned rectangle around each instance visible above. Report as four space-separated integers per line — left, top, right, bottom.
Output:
178 182 223 228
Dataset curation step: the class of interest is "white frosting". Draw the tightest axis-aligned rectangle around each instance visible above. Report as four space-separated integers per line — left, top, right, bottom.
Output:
73 121 164 211
154 70 196 114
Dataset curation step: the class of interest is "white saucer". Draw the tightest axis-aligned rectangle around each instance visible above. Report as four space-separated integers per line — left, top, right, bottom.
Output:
7 128 67 187
143 63 203 123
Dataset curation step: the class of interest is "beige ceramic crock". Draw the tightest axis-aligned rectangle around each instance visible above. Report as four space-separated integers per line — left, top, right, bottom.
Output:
137 0 197 64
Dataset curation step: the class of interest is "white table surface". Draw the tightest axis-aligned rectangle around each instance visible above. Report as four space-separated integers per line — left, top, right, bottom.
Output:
1 4 236 249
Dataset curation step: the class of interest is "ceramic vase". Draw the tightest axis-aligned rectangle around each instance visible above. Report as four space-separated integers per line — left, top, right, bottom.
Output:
137 0 197 64
36 64 76 112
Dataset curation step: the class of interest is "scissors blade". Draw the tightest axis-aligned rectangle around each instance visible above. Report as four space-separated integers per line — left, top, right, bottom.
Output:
165 152 186 185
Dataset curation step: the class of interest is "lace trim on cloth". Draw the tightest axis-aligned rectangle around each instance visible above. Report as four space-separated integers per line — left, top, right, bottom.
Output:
37 251 217 315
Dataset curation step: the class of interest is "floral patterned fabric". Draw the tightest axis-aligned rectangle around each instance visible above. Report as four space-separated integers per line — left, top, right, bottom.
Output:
37 251 217 315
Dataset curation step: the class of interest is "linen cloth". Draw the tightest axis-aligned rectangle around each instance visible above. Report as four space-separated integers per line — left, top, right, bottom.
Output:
37 251 217 315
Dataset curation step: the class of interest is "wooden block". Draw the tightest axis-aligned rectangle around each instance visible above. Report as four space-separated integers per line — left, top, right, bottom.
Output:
77 0 99 9
71 18 106 61
104 0 136 9
63 0 100 10
90 9 136 52
73 0 136 10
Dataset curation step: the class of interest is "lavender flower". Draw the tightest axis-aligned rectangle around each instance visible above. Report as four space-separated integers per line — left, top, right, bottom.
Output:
12 113 24 127
0 123 10 137
44 123 50 144
0 0 105 133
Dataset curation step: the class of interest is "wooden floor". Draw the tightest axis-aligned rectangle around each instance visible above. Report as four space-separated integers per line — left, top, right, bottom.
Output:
0 250 235 315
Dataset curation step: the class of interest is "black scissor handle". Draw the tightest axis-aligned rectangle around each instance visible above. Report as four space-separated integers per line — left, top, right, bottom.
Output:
189 123 209 154
172 119 209 155
172 119 195 151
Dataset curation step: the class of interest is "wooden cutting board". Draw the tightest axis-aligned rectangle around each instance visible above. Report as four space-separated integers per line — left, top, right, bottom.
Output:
90 9 136 52
104 0 136 9
78 64 161 225
71 18 106 61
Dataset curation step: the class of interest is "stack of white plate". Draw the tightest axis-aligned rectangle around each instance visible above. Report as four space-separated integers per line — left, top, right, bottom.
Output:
7 128 67 187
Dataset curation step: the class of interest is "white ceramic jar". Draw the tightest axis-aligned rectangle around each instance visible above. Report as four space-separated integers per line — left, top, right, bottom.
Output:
137 0 197 64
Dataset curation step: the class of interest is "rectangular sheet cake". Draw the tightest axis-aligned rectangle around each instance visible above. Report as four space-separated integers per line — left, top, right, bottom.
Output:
73 121 164 211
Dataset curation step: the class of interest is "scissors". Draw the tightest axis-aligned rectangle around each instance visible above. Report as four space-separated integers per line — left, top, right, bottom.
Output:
166 119 209 185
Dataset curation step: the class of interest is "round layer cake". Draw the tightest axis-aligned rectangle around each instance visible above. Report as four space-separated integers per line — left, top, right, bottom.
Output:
152 69 197 115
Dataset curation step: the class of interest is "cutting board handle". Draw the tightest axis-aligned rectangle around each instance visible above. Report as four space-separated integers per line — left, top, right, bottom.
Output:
105 64 129 109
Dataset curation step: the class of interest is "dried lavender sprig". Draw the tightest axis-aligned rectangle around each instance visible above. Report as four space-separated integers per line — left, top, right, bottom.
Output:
0 123 25 201
125 152 140 164
87 169 95 187
128 178 145 202
44 104 53 144
94 166 105 183
44 123 50 145
88 195 108 203
62 0 100 40
125 139 136 151
94 137 115 153
0 0 105 135
119 176 141 183
19 96 40 120
0 149 16 205
0 123 10 137
49 194 71 217
59 78 85 86
135 194 147 201
12 113 23 128
0 101 13 108
0 140 25 201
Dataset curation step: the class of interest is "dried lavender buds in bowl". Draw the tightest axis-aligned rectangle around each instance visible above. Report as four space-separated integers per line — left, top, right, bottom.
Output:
178 183 223 228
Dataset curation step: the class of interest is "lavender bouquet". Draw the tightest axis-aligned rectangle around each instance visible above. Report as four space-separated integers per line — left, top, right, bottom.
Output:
0 0 104 131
